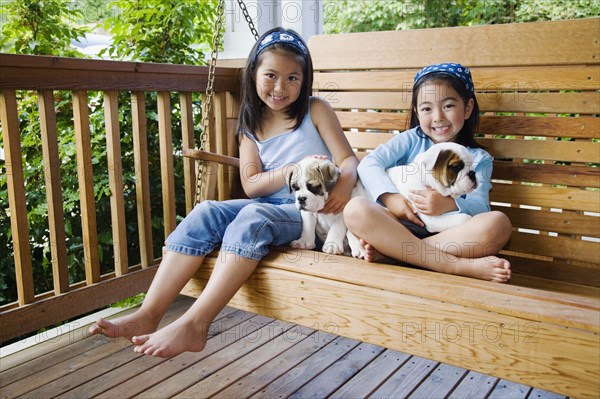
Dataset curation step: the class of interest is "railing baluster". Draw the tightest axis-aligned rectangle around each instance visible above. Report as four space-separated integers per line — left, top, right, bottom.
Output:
214 92 229 201
38 90 69 294
1 90 34 305
104 91 128 276
180 92 196 214
131 91 153 268
157 92 176 237
72 90 100 284
200 94 218 201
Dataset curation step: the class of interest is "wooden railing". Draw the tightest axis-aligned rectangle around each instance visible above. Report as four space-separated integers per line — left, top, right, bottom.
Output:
0 54 241 343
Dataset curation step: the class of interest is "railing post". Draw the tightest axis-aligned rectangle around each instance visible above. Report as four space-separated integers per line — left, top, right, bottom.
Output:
38 90 69 294
157 92 176 237
131 92 154 268
180 92 196 214
73 90 100 284
1 90 34 305
104 91 128 276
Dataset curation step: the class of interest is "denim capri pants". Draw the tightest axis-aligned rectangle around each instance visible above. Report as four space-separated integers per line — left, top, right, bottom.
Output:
165 198 302 261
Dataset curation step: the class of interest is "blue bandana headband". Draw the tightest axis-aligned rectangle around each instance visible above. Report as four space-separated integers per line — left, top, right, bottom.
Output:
414 63 475 96
255 30 308 62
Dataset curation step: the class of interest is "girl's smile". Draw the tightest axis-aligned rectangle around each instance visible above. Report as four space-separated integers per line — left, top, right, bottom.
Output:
416 82 474 143
255 50 303 112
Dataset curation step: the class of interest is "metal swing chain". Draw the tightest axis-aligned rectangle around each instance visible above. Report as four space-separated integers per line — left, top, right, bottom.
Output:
237 0 260 41
194 0 226 206
194 0 260 205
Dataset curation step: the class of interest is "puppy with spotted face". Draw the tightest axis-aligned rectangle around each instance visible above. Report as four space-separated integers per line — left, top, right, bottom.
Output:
387 142 477 233
287 157 363 255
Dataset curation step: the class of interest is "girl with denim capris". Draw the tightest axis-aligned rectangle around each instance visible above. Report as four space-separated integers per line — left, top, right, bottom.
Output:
89 28 358 357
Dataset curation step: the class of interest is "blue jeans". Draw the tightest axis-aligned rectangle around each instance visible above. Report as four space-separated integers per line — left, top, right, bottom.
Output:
165 198 302 260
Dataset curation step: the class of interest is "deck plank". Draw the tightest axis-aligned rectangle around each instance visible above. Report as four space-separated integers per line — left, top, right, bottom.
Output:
528 387 568 399
448 370 498 398
409 363 468 398
0 296 571 399
488 379 533 399
370 356 439 398
173 325 316 398
288 342 385 399
248 335 361 398
330 349 410 398
212 327 338 398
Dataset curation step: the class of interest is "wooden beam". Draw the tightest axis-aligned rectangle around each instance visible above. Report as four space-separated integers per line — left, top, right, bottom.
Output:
0 54 240 92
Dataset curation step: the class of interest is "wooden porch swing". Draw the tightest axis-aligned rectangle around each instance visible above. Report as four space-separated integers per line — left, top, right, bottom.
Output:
181 5 600 398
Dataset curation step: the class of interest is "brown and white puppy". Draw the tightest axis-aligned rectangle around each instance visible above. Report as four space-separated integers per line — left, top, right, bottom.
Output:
386 142 477 233
287 158 363 255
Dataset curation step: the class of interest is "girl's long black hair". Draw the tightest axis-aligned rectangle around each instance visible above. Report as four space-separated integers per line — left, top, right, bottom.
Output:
236 27 313 144
408 72 482 149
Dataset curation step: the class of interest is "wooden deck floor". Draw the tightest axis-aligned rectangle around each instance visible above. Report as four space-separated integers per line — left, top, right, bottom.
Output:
1 296 569 399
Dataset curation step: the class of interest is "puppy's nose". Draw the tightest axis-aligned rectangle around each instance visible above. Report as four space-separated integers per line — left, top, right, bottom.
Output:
468 171 477 187
298 196 307 204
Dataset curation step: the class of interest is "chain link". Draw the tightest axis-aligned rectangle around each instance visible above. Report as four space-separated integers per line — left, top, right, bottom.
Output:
194 0 260 205
237 0 260 41
194 0 226 206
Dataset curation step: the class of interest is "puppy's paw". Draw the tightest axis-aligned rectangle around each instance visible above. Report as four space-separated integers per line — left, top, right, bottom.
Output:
351 246 366 259
322 241 344 255
290 240 316 250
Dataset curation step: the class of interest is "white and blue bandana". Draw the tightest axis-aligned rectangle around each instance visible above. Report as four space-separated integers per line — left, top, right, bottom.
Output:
414 63 475 96
255 30 308 61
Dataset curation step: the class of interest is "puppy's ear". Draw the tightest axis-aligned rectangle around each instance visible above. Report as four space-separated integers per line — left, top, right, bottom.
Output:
286 165 297 193
320 162 340 192
433 150 463 187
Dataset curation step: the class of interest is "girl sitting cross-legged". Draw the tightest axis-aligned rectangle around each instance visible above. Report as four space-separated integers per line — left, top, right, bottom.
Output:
343 63 512 283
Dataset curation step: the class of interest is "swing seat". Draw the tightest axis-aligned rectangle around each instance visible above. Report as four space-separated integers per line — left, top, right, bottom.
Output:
183 18 600 398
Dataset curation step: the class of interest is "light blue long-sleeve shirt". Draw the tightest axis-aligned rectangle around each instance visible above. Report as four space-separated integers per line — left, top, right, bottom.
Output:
358 127 493 216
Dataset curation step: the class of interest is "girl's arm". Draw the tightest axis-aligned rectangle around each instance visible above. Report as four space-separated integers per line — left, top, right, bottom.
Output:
311 98 359 214
358 131 425 225
238 134 293 198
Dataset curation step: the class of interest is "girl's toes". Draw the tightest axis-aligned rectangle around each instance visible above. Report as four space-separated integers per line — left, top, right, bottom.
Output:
132 334 149 345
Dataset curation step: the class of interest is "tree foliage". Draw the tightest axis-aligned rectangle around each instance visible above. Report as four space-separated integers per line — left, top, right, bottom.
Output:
0 0 88 55
101 0 217 64
323 0 600 33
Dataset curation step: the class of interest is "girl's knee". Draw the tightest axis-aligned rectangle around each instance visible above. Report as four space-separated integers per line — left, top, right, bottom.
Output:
474 210 512 245
489 211 512 234
344 197 376 233
344 197 364 226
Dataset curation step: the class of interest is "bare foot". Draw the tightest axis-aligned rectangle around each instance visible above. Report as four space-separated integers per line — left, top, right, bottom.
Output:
88 312 160 340
452 256 511 283
132 314 208 357
360 239 393 263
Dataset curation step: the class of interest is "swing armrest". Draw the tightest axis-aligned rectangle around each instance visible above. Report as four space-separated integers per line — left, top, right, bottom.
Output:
183 149 240 168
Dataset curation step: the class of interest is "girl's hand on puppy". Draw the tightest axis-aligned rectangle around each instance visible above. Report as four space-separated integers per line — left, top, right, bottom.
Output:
304 154 329 160
409 187 457 216
380 193 424 227
321 182 352 214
